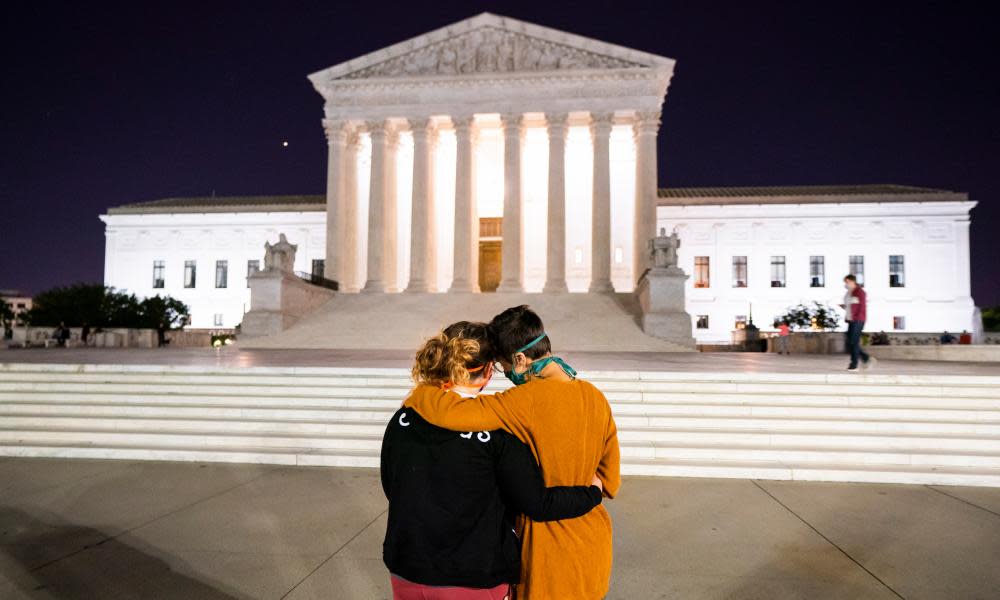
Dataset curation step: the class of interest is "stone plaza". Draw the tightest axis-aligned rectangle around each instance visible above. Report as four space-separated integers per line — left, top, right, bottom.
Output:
2 457 999 599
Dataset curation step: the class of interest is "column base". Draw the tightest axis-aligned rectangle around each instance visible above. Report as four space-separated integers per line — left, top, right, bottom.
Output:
404 280 433 293
588 280 616 294
361 280 385 293
449 280 481 293
542 280 569 294
496 280 524 294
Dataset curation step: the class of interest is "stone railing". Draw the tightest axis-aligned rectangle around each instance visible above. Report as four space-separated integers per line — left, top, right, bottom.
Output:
5 327 221 348
240 269 336 337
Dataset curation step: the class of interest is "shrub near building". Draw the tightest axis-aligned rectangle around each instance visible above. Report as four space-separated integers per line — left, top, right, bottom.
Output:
25 283 189 330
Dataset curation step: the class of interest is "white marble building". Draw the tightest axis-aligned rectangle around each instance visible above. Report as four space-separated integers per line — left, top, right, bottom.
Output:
99 14 979 341
659 186 977 343
99 197 326 329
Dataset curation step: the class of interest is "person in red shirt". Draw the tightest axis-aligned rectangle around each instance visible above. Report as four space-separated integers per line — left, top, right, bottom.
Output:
840 274 873 371
777 321 791 355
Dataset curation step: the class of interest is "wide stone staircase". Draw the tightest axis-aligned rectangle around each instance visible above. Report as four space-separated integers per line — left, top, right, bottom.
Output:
3 363 1000 487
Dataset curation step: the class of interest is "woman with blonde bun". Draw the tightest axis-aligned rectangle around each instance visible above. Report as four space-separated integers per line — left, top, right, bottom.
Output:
381 321 604 600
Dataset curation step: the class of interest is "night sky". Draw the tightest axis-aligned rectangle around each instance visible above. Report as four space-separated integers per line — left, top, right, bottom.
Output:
2 1 997 304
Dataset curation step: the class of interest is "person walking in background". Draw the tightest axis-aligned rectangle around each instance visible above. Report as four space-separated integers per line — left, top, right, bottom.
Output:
777 321 791 355
840 275 873 371
157 320 168 347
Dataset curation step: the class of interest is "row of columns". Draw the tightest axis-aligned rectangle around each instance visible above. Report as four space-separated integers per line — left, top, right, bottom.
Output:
323 111 662 294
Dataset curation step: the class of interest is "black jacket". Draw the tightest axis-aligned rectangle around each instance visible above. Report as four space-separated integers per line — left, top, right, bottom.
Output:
381 406 601 588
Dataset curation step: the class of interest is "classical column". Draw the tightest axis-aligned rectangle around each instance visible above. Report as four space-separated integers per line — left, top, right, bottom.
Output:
363 120 388 293
497 112 525 293
542 113 569 293
341 129 360 292
322 119 347 284
450 115 479 293
634 111 662 283
406 117 436 293
589 112 615 293
383 126 400 292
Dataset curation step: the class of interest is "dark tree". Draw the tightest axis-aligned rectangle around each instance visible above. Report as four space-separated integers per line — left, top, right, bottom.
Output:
138 295 189 329
24 283 189 329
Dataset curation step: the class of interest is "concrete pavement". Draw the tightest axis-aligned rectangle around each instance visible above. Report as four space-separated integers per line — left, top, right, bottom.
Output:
2 458 999 599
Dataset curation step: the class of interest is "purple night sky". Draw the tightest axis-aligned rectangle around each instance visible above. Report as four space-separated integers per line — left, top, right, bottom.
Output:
2 1 997 304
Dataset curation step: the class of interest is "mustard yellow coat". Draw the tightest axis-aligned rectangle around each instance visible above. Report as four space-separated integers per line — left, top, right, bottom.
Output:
404 379 621 600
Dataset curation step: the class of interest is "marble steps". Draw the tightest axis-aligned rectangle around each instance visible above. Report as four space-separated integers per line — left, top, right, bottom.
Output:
617 440 1000 468
0 425 385 450
3 364 1000 486
5 407 1000 437
5 396 1000 423
8 389 1000 413
620 457 1000 487
0 440 380 468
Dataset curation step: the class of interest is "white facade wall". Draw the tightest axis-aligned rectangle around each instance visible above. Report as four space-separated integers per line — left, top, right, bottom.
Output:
101 199 977 339
659 201 978 343
99 211 326 329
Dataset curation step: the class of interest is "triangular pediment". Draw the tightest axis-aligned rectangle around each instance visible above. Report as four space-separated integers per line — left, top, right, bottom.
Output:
309 13 673 83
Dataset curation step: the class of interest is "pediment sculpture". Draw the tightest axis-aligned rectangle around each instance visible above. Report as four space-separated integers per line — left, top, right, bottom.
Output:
342 26 642 79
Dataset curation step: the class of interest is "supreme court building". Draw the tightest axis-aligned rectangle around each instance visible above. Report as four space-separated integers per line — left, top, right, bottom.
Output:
101 13 979 343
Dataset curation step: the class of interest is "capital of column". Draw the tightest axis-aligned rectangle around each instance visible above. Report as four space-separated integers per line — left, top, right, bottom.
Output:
633 111 662 137
545 112 570 139
589 112 615 137
366 119 388 141
323 119 348 146
500 112 526 139
452 115 475 132
409 117 435 135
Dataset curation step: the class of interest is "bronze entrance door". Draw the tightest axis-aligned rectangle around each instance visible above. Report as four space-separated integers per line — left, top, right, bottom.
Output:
478 240 502 292
478 217 502 292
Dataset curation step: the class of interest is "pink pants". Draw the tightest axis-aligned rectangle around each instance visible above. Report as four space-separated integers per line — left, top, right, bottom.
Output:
390 576 510 600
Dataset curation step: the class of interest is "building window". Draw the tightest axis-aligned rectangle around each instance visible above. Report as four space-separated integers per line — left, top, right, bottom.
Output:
770 256 786 288
731 256 747 288
893 316 906 330
809 256 825 288
215 260 228 288
312 259 325 278
694 256 710 288
247 260 260 288
849 255 865 286
696 315 710 329
152 260 165 289
184 260 197 288
214 313 224 327
889 255 905 287
735 315 747 329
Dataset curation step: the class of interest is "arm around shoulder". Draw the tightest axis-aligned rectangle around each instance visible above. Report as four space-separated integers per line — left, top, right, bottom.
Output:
403 384 531 434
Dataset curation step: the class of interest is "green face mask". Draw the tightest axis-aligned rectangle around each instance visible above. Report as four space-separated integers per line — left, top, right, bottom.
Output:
503 332 577 385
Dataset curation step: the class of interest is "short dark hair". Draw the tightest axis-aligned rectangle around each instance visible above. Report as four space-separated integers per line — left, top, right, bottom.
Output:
488 305 551 360
844 274 857 282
